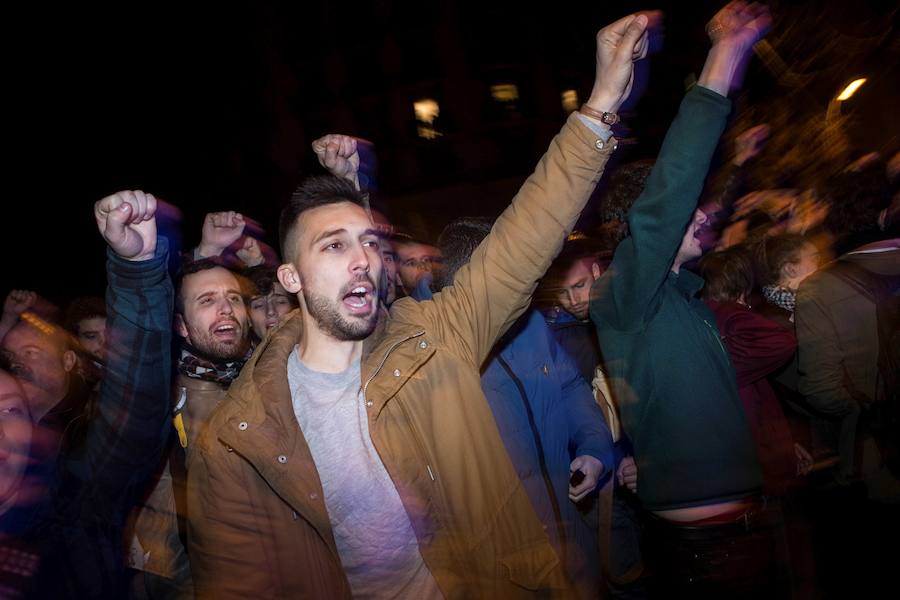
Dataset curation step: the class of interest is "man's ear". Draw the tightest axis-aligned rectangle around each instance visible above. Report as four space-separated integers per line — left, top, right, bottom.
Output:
174 314 190 340
62 350 77 373
278 263 302 294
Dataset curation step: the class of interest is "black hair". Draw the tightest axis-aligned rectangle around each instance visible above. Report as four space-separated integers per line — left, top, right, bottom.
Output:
698 246 755 303
175 259 250 314
278 175 368 260
823 161 892 252
63 296 106 335
435 217 494 289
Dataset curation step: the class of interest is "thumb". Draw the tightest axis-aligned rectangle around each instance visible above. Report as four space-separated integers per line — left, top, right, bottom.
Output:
106 202 133 238
616 13 648 59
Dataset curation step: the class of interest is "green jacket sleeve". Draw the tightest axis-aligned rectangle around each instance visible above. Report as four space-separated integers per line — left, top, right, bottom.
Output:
590 86 731 330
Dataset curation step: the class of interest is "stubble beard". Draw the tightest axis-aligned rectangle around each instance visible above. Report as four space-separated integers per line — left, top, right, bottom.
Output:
303 288 378 342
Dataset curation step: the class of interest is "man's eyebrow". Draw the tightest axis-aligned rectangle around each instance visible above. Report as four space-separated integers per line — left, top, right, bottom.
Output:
311 228 347 246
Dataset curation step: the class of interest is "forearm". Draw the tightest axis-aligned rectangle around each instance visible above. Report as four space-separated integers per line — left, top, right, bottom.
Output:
89 238 174 495
591 86 731 326
698 43 750 97
430 115 615 364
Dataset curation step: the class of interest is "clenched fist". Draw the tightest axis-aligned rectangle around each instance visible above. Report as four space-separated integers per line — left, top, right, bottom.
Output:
199 211 246 258
312 134 362 188
94 190 159 261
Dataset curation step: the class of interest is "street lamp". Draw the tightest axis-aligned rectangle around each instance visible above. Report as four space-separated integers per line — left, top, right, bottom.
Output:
836 78 866 101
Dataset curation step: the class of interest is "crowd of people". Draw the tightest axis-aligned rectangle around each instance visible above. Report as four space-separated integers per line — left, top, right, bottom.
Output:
1 2 898 599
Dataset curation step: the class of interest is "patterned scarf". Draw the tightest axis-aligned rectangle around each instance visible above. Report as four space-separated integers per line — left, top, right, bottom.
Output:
178 343 253 386
763 284 796 314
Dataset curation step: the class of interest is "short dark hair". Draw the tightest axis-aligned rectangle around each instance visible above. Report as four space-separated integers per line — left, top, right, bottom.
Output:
698 246 755 303
279 175 368 260
754 233 810 287
600 159 655 225
175 259 250 314
435 217 494 289
63 296 106 334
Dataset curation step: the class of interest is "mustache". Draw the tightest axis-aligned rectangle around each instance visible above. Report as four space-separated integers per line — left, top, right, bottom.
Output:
339 274 376 296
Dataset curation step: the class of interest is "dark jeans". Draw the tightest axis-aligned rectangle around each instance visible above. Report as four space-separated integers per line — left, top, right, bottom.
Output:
644 498 790 600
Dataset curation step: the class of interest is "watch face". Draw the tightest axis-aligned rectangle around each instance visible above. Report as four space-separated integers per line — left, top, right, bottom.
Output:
601 112 619 126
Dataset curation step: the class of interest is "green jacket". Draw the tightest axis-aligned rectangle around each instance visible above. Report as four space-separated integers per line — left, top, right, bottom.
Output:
187 113 617 599
590 86 762 511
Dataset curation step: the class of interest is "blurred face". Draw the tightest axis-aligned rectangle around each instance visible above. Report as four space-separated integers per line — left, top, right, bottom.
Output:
279 202 383 341
176 267 251 361
249 281 295 339
1 324 75 420
0 371 32 506
555 258 596 320
76 316 107 362
782 242 821 288
381 243 398 306
395 242 444 292
675 209 709 267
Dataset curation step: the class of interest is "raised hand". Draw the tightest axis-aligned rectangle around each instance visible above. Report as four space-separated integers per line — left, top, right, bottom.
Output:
699 2 771 95
706 1 772 50
236 236 265 268
199 211 246 258
585 11 657 115
94 190 158 261
734 123 770 166
3 290 37 321
312 134 361 187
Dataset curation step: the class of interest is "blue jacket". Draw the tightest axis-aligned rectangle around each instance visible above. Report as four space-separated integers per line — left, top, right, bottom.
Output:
481 309 614 596
1 240 174 599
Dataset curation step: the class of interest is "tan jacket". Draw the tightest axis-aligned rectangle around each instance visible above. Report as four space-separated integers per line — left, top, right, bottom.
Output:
187 115 616 599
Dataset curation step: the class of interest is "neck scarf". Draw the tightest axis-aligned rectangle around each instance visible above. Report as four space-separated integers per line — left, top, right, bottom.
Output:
178 343 252 386
763 284 796 314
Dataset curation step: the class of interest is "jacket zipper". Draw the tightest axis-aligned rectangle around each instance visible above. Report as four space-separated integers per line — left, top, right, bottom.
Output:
362 330 435 482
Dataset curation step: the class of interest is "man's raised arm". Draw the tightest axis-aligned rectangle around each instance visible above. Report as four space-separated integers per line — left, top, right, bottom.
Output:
85 190 175 505
407 13 651 366
591 1 770 330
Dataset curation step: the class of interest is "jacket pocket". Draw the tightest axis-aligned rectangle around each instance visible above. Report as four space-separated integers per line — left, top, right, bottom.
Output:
499 543 560 591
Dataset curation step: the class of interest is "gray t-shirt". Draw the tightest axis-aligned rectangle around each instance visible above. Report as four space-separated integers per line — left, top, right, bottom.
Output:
288 348 443 599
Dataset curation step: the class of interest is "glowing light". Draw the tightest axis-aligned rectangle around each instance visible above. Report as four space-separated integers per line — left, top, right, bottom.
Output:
490 84 519 102
561 89 579 113
836 78 866 101
413 99 440 124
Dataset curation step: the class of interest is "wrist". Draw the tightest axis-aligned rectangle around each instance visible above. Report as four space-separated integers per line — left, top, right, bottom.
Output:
197 242 225 258
584 89 621 115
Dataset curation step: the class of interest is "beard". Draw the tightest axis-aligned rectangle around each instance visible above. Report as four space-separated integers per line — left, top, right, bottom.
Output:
303 277 379 342
190 321 251 362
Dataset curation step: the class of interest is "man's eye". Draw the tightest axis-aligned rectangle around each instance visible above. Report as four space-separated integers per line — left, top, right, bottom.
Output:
574 282 585 289
199 297 212 305
229 295 243 304
0 406 23 416
364 240 380 250
326 242 343 251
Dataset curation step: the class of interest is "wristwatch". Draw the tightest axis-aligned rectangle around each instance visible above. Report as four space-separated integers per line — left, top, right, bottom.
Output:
579 104 619 126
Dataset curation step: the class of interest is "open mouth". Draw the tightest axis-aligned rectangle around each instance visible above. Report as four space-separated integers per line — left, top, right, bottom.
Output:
342 283 374 315
211 320 240 341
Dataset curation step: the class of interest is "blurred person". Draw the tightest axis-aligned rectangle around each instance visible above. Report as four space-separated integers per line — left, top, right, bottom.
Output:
0 190 175 599
596 160 655 251
391 232 445 300
128 259 254 598
756 233 821 327
433 217 615 599
186 12 649 598
699 247 809 495
245 265 298 341
192 210 272 269
63 296 108 384
795 165 900 496
587 3 782 597
379 236 400 306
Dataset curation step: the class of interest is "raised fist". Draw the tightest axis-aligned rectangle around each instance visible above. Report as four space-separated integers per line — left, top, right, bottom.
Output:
236 236 265 268
585 11 657 115
706 1 771 50
312 134 361 185
2 290 37 321
199 211 245 258
94 190 158 261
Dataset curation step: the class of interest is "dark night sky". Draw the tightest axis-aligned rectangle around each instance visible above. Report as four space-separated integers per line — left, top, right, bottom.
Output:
6 0 898 311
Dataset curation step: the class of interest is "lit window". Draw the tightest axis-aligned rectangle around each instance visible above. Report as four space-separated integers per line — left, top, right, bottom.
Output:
561 89 579 113
491 84 519 103
413 98 442 139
